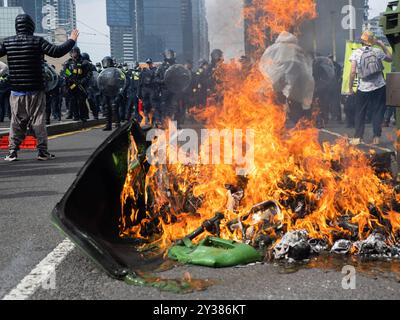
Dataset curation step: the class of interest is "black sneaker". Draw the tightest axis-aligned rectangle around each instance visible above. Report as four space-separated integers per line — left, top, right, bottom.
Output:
4 150 18 162
38 151 56 161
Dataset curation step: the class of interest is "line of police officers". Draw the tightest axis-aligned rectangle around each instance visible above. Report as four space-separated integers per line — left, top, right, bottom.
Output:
48 47 222 131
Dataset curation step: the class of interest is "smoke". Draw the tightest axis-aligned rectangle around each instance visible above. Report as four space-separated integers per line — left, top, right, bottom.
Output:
205 0 245 60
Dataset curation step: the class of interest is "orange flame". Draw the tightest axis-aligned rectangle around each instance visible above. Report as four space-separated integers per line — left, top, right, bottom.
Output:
244 0 317 55
119 0 400 252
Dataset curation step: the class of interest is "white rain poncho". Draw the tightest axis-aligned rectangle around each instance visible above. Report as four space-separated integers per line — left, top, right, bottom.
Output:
259 32 315 109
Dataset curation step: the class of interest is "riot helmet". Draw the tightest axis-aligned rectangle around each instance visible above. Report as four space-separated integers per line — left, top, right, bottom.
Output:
102 56 115 69
163 49 176 64
70 47 81 60
81 52 91 62
95 62 102 72
184 60 193 71
211 49 224 64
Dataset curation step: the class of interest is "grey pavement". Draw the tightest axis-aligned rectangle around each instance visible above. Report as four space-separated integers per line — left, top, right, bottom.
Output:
0 127 110 298
1 123 400 300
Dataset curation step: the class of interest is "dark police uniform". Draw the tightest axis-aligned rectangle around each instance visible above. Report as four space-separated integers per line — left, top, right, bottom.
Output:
63 56 92 121
139 65 158 120
0 73 10 122
126 66 141 121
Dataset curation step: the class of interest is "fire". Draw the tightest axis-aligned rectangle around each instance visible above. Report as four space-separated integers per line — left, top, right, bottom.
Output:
118 0 400 254
244 0 317 56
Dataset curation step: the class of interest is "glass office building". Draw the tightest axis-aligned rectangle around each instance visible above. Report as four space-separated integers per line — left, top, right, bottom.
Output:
106 0 209 64
106 0 136 63
5 0 76 38
0 6 25 39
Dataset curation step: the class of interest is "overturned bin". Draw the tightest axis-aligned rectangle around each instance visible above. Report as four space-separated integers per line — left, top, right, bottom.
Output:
51 122 162 280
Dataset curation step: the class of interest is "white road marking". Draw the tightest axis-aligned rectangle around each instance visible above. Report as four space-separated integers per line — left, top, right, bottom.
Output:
2 239 75 300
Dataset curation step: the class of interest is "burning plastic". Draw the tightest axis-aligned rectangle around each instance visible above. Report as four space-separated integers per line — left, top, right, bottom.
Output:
354 233 391 257
331 240 353 255
273 230 310 260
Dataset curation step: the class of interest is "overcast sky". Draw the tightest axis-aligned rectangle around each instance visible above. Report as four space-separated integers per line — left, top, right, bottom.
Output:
75 0 389 64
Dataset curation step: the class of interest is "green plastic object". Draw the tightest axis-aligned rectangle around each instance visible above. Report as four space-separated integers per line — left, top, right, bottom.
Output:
168 237 262 268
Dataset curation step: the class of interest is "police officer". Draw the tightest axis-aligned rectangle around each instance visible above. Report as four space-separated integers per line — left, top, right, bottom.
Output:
139 58 158 125
94 62 104 115
193 59 209 108
180 60 195 121
82 52 100 120
63 47 92 122
0 69 10 123
101 56 121 131
155 49 177 124
126 61 141 122
118 63 130 122
209 49 224 105
61 62 72 119
45 64 61 124
95 62 102 73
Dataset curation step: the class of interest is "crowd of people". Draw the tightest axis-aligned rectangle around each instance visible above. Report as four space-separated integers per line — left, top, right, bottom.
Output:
263 30 393 147
1 47 222 132
0 13 226 162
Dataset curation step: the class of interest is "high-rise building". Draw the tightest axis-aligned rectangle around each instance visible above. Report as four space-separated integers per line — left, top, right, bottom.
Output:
0 6 25 40
191 0 209 65
244 0 368 63
5 0 76 41
106 0 209 64
106 0 136 64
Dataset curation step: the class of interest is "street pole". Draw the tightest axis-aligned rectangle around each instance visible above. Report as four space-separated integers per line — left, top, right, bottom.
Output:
331 11 337 61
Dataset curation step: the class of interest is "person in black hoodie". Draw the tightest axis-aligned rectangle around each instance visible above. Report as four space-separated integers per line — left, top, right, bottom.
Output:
0 14 78 162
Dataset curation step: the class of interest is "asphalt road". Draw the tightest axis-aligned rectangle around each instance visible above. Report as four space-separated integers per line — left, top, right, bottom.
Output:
1 124 400 300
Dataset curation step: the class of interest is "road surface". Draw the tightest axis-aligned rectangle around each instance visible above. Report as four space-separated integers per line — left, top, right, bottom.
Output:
1 123 400 300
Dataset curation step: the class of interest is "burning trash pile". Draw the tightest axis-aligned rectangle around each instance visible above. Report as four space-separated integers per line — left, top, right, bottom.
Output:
118 0 400 265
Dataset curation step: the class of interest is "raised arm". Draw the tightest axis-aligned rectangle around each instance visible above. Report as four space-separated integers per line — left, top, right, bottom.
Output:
375 39 393 63
41 29 79 58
